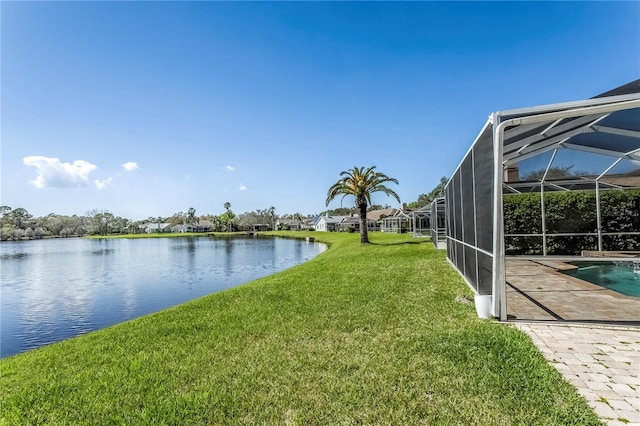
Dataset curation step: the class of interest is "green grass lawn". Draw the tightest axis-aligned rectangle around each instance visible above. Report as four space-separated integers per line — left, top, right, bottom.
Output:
0 232 601 425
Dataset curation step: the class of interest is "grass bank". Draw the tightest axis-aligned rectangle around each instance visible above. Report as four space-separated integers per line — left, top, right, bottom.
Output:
0 232 600 424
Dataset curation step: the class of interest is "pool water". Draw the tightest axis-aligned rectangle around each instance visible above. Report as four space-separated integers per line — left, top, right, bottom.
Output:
563 261 640 297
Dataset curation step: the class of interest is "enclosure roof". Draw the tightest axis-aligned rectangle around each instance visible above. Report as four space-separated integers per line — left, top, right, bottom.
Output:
502 176 640 193
413 204 432 213
481 80 640 167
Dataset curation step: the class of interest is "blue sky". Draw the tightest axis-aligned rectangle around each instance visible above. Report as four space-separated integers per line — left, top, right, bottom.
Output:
2 1 638 220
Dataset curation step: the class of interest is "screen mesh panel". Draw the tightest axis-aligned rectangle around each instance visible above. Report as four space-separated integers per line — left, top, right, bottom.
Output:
461 155 476 246
453 172 463 242
477 251 493 295
473 133 494 253
455 241 464 279
505 236 543 256
430 199 437 245
463 245 477 287
446 124 495 295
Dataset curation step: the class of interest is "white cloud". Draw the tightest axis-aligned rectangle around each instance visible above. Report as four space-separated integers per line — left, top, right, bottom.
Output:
94 177 113 190
122 161 139 171
23 156 97 189
239 183 247 191
225 165 234 172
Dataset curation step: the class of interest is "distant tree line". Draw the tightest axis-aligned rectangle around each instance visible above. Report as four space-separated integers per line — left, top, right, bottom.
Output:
407 177 448 210
0 206 133 241
520 165 591 181
319 204 393 217
0 203 314 241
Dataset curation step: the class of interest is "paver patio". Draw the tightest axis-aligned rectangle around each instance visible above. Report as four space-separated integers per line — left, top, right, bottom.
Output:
506 259 639 324
506 259 639 425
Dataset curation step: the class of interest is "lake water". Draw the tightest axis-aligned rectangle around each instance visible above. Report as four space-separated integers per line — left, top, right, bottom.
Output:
0 236 326 358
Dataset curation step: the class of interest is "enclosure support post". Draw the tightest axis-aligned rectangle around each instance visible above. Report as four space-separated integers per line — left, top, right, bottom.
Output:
596 158 623 253
541 185 547 256
596 181 602 252
540 150 557 257
434 202 439 244
491 113 507 320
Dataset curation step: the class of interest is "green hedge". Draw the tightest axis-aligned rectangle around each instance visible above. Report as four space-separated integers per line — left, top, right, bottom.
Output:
504 189 640 255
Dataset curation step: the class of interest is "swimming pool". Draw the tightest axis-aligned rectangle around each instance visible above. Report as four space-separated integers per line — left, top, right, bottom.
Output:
563 261 640 297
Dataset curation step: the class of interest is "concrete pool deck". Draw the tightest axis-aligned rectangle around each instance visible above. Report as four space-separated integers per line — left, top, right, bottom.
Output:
506 259 639 324
506 259 639 425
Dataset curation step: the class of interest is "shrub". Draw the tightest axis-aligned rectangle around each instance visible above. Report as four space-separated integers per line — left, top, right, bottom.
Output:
504 189 640 255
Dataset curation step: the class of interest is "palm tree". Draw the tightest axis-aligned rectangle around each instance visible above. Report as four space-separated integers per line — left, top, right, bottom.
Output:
293 212 303 231
222 203 234 232
326 166 400 244
222 210 235 232
210 215 222 232
186 207 197 226
427 176 448 202
268 206 276 230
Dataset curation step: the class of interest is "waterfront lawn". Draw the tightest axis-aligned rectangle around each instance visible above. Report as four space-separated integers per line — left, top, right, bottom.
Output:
0 232 600 425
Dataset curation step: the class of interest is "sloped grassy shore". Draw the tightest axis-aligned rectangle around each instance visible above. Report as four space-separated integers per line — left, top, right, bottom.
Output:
0 232 600 425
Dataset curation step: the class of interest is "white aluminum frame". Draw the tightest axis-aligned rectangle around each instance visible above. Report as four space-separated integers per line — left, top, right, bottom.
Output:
445 87 640 320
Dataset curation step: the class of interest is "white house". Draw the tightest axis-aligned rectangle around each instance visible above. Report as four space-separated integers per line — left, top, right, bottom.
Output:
314 215 346 232
145 223 172 233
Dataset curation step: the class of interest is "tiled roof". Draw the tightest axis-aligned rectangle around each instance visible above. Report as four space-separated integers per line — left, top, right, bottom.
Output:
367 209 398 221
318 216 347 224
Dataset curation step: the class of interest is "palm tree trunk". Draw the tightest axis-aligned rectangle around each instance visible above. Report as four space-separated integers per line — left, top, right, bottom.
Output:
358 201 369 244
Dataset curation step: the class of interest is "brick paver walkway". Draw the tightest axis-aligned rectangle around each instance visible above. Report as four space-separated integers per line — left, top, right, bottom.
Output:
505 259 639 424
516 323 640 426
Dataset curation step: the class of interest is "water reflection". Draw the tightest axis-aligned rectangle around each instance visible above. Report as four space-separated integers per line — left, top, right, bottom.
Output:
224 238 233 276
1 236 326 358
170 237 196 253
0 252 31 261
